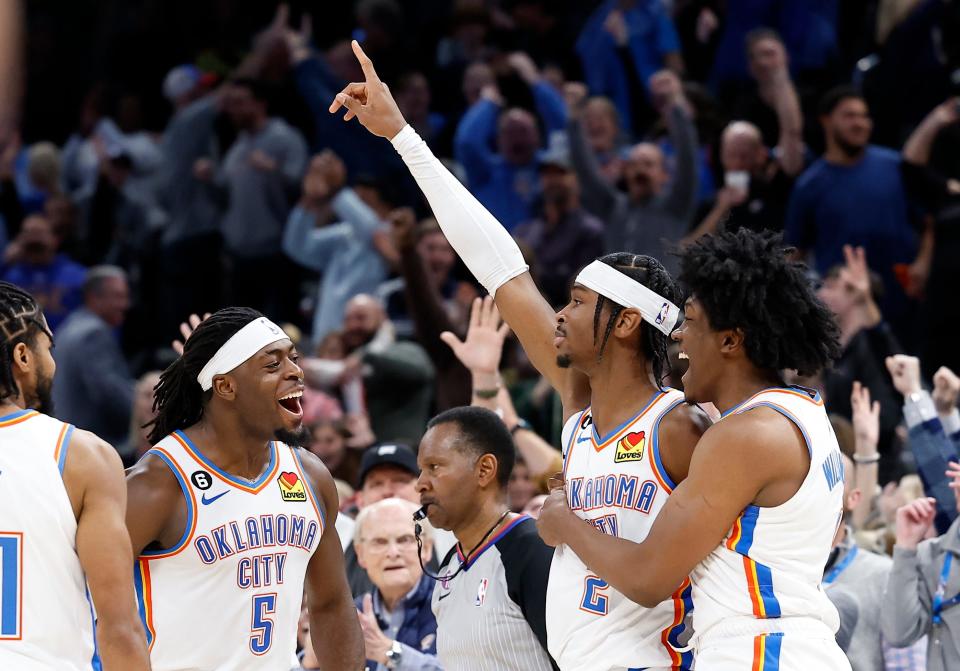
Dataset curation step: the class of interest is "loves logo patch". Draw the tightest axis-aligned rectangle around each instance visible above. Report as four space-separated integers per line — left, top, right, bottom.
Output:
614 431 645 463
277 471 307 502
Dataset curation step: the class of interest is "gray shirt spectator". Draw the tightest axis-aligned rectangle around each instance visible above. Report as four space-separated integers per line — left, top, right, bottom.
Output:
569 76 698 273
824 526 893 671
882 503 960 671
52 266 134 447
218 115 307 258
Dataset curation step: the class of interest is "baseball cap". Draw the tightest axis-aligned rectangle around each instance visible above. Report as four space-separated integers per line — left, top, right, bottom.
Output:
357 443 419 489
163 65 201 102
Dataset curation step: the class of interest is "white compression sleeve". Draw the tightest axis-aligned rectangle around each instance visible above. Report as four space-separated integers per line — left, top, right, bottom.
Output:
390 125 528 296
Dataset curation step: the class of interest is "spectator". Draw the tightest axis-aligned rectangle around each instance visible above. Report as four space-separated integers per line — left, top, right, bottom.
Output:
379 208 474 411
899 98 960 379
576 1 684 137
393 71 447 150
354 498 443 671
578 96 626 183
343 443 451 598
199 77 308 318
306 415 376 488
453 52 567 231
305 294 434 445
118 370 161 466
514 133 605 308
785 86 918 338
730 29 812 152
569 69 699 273
887 355 960 534
52 265 134 447
818 245 904 483
882 494 960 671
823 453 893 670
1 214 86 331
283 150 390 346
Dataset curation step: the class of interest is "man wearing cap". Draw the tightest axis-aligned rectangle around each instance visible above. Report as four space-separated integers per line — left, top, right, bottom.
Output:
514 132 605 308
125 307 363 670
345 443 454 597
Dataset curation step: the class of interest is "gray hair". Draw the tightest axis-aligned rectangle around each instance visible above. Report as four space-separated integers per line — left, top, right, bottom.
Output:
83 265 127 298
354 497 432 546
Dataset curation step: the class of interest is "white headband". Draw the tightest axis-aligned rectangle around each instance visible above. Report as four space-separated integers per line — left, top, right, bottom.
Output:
196 317 288 391
575 261 681 336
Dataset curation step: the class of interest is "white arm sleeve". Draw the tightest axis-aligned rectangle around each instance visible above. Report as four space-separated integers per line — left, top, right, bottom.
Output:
390 125 528 296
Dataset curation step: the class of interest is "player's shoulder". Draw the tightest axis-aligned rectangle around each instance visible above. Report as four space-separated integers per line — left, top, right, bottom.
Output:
125 446 185 502
65 428 124 474
705 405 801 460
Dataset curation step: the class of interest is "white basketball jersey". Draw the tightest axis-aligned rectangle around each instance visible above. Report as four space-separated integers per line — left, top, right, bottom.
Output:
136 431 324 671
0 409 96 671
547 389 694 670
690 386 843 642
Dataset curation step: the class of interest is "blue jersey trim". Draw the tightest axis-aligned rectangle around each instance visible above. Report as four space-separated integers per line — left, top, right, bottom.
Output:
139 449 196 557
174 429 277 490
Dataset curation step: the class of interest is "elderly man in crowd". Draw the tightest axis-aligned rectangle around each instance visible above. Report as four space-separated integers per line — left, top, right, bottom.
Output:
354 498 443 671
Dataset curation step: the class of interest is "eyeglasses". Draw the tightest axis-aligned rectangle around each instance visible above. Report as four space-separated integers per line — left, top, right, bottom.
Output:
362 534 418 552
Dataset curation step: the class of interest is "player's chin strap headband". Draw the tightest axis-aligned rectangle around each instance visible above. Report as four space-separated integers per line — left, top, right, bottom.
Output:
196 317 288 391
575 260 682 336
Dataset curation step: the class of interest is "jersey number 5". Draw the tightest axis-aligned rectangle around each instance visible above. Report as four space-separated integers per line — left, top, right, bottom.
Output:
580 575 609 616
0 532 22 639
250 593 277 655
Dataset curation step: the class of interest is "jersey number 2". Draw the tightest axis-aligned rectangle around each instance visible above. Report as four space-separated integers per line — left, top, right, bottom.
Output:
250 593 277 655
580 575 609 616
0 532 22 639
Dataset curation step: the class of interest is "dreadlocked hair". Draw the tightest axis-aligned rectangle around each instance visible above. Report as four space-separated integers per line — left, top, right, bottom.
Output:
147 307 266 445
591 253 680 388
678 229 841 377
0 282 50 402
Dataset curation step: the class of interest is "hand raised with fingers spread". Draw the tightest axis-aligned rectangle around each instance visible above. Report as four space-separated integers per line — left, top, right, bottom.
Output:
440 296 510 375
172 313 211 355
850 381 880 455
328 40 407 140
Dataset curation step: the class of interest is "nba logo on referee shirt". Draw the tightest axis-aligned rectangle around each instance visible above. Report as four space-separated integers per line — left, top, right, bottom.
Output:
475 578 489 606
277 471 307 501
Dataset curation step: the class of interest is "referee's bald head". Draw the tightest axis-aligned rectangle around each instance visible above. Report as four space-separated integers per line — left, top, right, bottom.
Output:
425 406 515 488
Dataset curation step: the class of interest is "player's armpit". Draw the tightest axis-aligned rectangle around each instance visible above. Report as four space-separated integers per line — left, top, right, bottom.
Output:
298 449 365 671
656 402 711 485
125 452 186 557
494 275 590 418
64 430 151 671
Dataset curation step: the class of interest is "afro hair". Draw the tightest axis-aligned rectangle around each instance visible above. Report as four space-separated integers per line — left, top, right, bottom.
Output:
677 229 841 377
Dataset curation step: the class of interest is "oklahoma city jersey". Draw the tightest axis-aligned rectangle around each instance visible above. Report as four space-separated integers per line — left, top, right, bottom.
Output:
136 430 324 671
0 410 96 671
547 389 694 670
690 387 844 657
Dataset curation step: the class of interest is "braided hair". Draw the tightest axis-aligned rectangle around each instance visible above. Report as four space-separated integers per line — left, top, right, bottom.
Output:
147 307 265 445
591 253 680 388
0 282 51 402
678 229 841 376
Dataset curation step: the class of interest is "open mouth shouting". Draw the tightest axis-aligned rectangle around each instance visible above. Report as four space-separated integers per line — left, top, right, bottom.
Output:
277 389 304 421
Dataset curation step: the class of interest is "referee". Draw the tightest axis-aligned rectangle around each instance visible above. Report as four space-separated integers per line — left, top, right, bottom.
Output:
416 406 557 671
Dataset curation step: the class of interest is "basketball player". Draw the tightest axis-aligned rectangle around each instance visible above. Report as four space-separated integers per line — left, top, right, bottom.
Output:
330 41 706 670
0 282 150 670
538 230 851 670
125 307 363 670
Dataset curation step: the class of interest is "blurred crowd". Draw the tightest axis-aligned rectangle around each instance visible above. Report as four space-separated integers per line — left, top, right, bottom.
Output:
9 0 960 669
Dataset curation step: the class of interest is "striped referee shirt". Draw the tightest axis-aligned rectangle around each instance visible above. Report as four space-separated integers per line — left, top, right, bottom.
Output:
431 515 557 671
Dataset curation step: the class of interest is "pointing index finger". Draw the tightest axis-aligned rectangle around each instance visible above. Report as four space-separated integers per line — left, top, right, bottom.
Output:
351 39 380 83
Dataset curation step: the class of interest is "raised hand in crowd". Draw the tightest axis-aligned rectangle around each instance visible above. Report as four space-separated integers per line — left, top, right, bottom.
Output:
439 295 510 385
850 381 880 528
602 9 629 47
507 51 542 86
894 496 938 550
172 312 210 354
886 354 922 398
933 366 960 417
649 69 690 117
947 461 960 513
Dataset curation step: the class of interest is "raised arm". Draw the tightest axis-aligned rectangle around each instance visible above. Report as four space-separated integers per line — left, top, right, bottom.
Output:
299 449 365 671
903 99 959 167
329 40 589 417
64 430 150 671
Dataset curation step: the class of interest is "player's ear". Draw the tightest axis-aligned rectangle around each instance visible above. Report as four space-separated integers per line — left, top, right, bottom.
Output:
212 375 237 400
10 341 31 375
719 327 745 355
614 308 643 337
